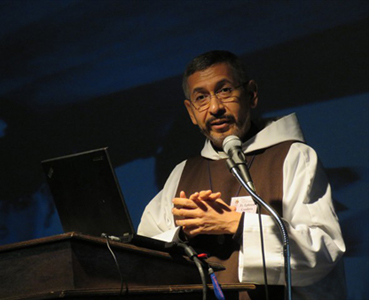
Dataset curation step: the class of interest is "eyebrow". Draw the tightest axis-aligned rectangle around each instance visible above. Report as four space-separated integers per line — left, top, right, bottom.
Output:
191 79 234 95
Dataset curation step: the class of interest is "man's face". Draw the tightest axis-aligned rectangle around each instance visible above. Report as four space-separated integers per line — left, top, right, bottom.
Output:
184 63 258 149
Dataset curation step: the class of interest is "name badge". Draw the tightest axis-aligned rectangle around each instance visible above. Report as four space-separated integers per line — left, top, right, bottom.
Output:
231 196 257 214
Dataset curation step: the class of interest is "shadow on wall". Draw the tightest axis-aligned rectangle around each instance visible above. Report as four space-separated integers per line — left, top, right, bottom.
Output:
326 167 368 258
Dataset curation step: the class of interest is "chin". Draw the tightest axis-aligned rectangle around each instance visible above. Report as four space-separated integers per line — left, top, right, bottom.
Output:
202 126 246 149
208 132 235 149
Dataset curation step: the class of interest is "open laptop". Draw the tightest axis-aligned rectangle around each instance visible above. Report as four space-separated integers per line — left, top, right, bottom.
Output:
41 147 168 251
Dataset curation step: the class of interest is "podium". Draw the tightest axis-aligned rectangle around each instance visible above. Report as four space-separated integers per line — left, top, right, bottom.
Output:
0 232 254 299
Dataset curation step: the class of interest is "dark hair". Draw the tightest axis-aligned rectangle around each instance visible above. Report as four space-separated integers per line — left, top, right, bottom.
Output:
182 50 249 99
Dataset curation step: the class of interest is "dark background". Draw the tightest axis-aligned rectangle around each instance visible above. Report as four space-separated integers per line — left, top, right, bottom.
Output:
0 1 368 298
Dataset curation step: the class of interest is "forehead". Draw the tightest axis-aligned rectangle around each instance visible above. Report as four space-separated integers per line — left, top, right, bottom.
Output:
187 63 236 93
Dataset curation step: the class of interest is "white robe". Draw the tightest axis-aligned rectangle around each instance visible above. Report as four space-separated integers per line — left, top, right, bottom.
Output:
138 113 346 300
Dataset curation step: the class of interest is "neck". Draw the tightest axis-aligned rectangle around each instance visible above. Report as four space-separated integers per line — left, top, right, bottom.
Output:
241 121 259 143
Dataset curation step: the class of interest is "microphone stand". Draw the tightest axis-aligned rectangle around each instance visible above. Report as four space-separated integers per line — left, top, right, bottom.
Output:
226 158 292 300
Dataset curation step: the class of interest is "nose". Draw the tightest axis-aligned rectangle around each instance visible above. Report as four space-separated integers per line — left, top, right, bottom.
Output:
208 94 225 115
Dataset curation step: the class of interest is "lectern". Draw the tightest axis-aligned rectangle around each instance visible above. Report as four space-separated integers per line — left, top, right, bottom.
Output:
0 233 254 299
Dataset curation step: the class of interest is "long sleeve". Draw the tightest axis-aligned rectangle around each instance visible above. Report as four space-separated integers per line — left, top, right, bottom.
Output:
137 161 185 237
238 143 345 288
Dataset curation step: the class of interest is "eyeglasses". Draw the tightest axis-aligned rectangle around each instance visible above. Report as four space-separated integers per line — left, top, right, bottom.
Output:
190 83 244 112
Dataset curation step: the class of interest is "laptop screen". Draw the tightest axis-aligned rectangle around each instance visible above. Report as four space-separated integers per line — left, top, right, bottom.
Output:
41 148 135 238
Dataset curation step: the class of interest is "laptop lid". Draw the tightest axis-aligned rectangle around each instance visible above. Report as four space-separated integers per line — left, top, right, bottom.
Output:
41 148 135 239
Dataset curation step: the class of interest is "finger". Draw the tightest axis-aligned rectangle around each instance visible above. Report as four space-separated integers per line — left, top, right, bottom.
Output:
173 197 209 211
197 190 212 200
180 191 187 198
186 227 203 236
172 198 198 209
175 217 202 228
207 198 233 213
173 208 203 220
182 226 198 238
204 192 222 201
214 198 229 206
189 192 200 200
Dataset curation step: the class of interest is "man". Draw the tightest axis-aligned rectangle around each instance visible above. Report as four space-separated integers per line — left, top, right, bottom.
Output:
138 51 346 299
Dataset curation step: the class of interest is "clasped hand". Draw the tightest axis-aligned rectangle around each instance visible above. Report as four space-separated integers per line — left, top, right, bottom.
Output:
172 190 242 237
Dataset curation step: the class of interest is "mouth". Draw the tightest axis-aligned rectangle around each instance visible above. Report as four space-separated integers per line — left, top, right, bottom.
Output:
208 117 233 132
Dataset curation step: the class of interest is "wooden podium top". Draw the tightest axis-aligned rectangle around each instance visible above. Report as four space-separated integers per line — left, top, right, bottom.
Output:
0 233 254 299
0 231 196 260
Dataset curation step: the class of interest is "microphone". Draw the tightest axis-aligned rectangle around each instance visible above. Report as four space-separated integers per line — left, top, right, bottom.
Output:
222 135 292 299
222 135 255 191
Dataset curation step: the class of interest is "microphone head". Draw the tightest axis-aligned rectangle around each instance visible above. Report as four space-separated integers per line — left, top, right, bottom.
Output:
222 135 242 154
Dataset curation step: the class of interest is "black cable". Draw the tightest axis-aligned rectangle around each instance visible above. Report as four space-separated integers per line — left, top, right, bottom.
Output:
227 160 292 299
226 158 270 299
257 203 270 300
193 256 207 300
102 233 127 297
175 242 207 300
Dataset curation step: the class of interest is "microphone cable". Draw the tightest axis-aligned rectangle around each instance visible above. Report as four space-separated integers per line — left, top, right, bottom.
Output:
101 233 127 298
227 157 292 299
257 204 270 300
174 242 208 300
223 135 270 300
167 241 225 300
238 153 270 299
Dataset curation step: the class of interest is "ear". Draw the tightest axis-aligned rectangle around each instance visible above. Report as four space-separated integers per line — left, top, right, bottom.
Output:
184 100 198 125
246 80 259 108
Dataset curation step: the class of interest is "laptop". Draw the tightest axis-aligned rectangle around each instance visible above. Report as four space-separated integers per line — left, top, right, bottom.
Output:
41 147 168 251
